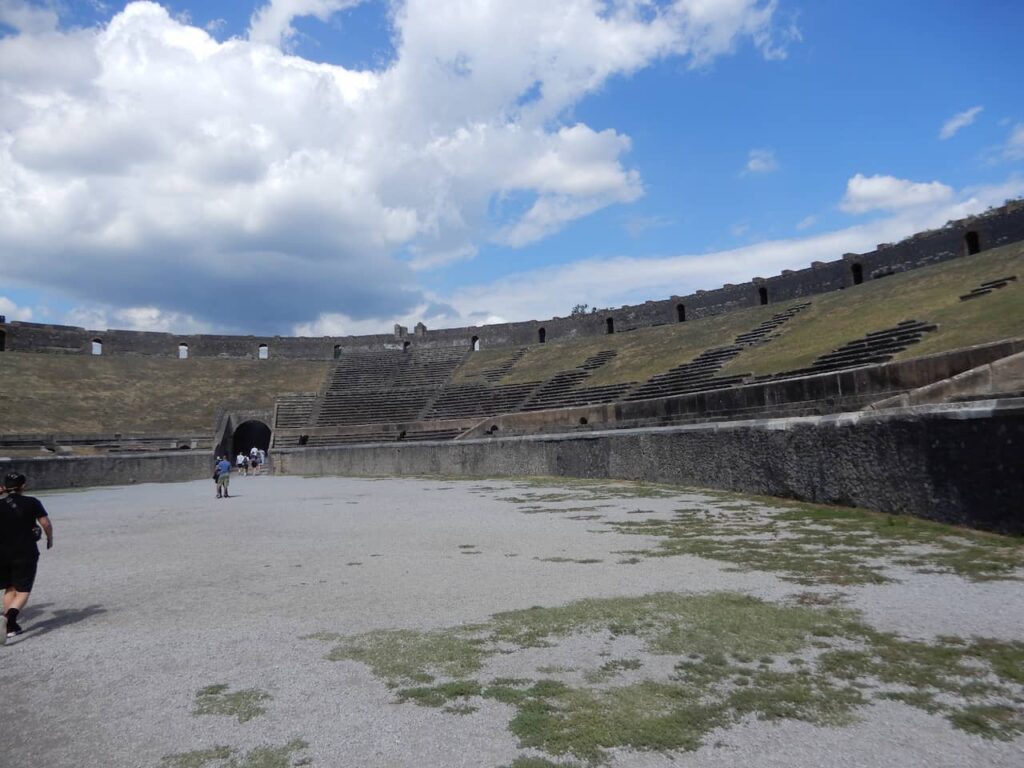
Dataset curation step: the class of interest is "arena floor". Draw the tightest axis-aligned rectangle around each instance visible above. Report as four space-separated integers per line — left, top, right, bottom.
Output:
2 475 1022 768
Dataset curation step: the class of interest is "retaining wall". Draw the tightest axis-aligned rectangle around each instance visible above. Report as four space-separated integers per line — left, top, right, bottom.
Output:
274 401 1024 534
0 451 213 490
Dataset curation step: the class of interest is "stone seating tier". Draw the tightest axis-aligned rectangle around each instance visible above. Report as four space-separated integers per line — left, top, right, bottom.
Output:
326 348 466 393
274 394 319 428
479 348 529 382
424 382 540 420
732 302 811 346
624 346 743 401
515 351 624 412
765 320 938 379
315 388 438 426
959 275 1017 301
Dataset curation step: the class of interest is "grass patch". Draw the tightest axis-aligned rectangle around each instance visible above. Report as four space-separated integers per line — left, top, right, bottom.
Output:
160 740 308 768
585 658 643 683
311 589 1024 763
607 492 1023 586
161 747 233 768
397 679 483 707
501 757 585 768
321 628 488 681
193 684 271 723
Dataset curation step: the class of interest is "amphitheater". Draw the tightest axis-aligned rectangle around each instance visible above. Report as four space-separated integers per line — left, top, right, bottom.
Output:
1 202 1023 768
2 201 1023 531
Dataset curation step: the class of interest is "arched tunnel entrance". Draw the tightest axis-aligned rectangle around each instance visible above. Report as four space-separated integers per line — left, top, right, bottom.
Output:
227 420 272 458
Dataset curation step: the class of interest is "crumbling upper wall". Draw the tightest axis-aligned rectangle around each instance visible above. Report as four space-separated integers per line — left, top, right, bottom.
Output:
3 201 1023 359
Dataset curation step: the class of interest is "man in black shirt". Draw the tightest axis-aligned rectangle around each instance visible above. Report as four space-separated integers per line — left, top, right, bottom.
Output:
1 472 53 643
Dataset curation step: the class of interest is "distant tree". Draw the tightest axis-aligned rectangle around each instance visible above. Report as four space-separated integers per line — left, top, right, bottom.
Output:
570 303 590 317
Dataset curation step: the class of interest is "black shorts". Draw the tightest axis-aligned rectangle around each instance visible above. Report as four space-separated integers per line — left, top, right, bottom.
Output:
0 551 39 593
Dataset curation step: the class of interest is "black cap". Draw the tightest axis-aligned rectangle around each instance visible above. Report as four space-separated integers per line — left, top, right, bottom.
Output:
4 472 26 488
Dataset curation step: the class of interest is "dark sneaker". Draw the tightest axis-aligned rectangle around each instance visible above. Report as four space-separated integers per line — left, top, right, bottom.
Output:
6 618 22 638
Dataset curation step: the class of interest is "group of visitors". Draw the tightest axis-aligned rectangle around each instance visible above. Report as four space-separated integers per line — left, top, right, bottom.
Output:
1 472 53 644
213 447 269 498
234 447 267 476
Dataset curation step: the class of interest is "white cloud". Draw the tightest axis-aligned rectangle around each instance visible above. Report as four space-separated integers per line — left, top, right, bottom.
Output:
744 148 778 174
64 305 214 333
0 296 33 321
1005 123 1024 160
248 0 361 48
0 0 58 34
0 0 790 333
939 105 983 140
795 215 816 231
839 173 954 214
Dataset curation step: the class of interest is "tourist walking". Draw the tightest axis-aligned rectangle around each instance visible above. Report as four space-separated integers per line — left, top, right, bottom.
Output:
214 455 232 498
1 472 54 643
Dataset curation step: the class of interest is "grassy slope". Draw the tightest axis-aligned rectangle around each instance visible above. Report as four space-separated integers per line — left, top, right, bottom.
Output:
0 354 331 434
492 301 810 388
720 241 1024 377
450 347 527 384
458 242 1023 389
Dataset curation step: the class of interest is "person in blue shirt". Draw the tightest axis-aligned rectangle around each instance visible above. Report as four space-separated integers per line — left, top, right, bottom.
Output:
214 455 232 499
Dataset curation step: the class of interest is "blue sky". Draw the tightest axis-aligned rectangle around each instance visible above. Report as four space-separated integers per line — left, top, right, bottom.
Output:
0 0 1022 335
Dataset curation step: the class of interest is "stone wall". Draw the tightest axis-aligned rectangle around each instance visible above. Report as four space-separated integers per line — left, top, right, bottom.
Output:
274 400 1024 534
4 201 1023 359
5 400 1020 533
0 450 213 490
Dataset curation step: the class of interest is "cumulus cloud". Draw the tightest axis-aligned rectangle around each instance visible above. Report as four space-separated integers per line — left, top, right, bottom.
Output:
744 148 778 174
0 296 33 321
0 0 58 34
248 0 361 48
0 0 790 333
939 105 983 140
839 173 954 214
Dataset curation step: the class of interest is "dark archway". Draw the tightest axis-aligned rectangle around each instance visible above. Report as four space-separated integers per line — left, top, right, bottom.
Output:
403 341 411 352
471 336 480 351
231 420 271 457
965 231 980 256
333 344 342 359
676 304 686 322
538 327 546 344
91 338 103 355
606 317 615 334
0 330 5 352
851 263 864 285
758 287 768 306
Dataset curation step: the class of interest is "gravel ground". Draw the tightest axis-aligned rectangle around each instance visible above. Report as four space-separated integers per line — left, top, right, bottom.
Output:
1 475 1021 767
